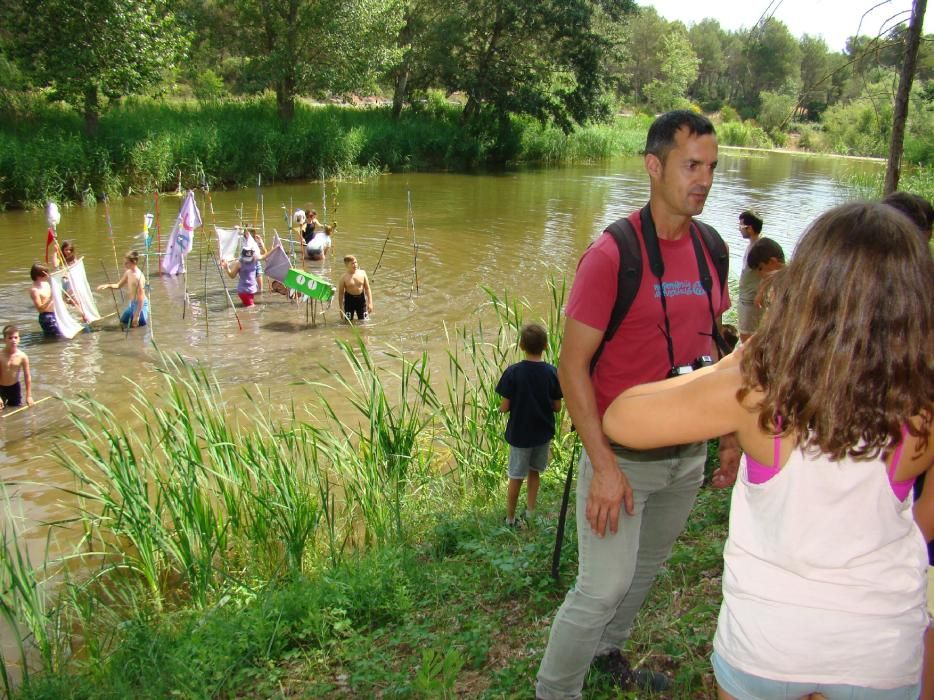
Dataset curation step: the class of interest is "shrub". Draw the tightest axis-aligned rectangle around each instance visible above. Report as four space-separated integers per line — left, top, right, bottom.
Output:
719 105 739 123
192 70 226 102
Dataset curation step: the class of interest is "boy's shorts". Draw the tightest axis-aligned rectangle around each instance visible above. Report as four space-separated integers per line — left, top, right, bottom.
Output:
711 651 920 700
508 443 550 479
238 292 255 307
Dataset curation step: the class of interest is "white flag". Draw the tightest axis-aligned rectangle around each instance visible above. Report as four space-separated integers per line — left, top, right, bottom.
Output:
161 191 202 276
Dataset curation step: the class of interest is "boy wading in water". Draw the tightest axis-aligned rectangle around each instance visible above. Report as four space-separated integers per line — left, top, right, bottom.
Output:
1 325 34 409
97 251 149 328
495 323 563 526
338 255 373 321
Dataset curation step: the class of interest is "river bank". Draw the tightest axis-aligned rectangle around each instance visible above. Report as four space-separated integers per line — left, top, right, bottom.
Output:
1 281 736 699
0 98 651 211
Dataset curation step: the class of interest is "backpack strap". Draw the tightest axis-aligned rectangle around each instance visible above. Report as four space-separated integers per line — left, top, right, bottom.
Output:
691 219 731 357
590 216 642 373
692 219 729 294
590 210 731 374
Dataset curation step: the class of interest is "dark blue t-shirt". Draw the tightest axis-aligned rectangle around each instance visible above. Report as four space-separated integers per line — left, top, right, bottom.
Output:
495 360 562 448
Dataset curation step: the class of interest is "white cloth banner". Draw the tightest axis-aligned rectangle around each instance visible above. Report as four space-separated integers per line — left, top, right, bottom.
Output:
49 271 85 339
215 226 242 262
161 191 202 276
64 258 101 324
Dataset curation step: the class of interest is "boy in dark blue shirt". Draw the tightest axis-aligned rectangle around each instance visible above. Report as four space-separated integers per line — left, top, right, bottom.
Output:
496 323 562 526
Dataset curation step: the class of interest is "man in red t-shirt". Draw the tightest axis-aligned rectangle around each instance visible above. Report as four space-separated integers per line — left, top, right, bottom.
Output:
536 110 741 698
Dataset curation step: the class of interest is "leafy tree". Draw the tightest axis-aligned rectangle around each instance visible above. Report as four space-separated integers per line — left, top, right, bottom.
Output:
687 19 729 109
428 0 635 132
386 0 456 118
618 6 671 102
757 90 797 133
738 18 801 115
643 32 699 111
2 0 186 135
797 35 836 119
230 0 404 121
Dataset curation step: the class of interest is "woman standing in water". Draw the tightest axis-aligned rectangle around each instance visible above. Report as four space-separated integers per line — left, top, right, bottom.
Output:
603 201 934 699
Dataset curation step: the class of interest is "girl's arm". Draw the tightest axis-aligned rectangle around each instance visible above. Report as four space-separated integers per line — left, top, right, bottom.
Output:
603 366 745 450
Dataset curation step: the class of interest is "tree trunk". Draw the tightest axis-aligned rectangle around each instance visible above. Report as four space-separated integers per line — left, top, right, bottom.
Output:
277 75 295 122
84 85 100 138
884 0 926 195
391 63 410 119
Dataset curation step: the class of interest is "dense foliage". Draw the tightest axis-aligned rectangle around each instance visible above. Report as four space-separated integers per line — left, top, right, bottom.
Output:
0 1 930 202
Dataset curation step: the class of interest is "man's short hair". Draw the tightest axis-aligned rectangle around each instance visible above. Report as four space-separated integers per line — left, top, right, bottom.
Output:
644 110 716 164
739 210 763 234
343 255 356 264
881 191 933 243
3 324 18 338
519 323 548 355
30 263 49 281
748 237 785 270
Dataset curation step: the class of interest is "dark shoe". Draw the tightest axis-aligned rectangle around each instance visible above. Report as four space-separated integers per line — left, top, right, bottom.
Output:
591 649 671 692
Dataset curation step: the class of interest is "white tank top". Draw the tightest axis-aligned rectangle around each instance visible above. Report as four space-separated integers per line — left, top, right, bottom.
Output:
713 443 927 688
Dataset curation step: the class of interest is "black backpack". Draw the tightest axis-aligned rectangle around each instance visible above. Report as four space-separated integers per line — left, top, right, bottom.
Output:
552 207 729 580
590 204 730 370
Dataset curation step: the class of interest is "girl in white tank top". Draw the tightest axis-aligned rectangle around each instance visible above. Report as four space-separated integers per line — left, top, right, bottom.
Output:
602 201 934 698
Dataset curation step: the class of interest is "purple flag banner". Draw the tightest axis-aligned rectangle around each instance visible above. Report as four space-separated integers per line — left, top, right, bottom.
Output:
161 191 202 276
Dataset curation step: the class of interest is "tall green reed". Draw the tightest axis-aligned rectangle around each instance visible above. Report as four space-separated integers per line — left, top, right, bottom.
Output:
0 490 59 697
316 337 438 545
435 280 571 497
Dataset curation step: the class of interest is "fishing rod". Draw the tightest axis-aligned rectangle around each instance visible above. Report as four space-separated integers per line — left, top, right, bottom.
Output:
2 396 52 418
210 250 243 332
98 259 124 332
371 227 393 278
408 191 419 296
102 194 125 302
206 190 243 332
149 192 159 340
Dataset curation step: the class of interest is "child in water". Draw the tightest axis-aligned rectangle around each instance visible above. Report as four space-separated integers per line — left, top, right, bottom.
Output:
97 251 149 328
29 263 61 337
337 255 373 321
603 202 933 699
0 325 33 409
222 247 270 307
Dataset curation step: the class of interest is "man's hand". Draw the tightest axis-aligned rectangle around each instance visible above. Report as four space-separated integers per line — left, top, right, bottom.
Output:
26 396 35 407
585 459 634 536
711 433 741 488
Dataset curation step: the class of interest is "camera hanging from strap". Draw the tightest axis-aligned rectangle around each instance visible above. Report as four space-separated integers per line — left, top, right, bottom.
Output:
639 205 731 361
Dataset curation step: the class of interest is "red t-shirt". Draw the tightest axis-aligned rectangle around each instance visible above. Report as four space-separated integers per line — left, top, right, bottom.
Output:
566 210 731 417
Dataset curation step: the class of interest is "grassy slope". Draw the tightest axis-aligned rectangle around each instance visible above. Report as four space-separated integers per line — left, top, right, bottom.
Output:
17 452 729 700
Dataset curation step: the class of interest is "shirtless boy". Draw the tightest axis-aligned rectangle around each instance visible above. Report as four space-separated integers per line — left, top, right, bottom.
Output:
1 325 34 409
97 251 149 328
29 263 61 337
338 255 373 321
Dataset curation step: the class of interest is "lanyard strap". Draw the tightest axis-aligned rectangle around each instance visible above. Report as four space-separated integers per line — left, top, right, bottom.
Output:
639 206 729 366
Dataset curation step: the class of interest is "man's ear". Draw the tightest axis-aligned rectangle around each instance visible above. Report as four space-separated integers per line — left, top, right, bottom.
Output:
645 153 663 180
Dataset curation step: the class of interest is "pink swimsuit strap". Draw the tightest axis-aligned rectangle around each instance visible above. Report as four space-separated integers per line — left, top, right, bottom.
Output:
746 419 915 500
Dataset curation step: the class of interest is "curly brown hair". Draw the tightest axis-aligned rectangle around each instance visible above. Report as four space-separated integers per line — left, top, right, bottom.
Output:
739 201 934 461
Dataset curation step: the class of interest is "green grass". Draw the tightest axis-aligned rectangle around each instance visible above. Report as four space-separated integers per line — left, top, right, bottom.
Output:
2 286 729 698
0 99 653 210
